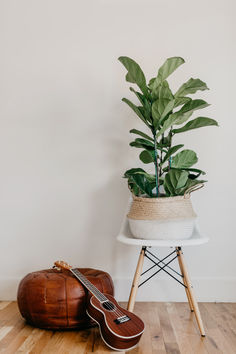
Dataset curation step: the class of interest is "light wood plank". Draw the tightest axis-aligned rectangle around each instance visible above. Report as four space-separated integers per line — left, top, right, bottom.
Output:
3 323 34 354
156 303 181 353
167 303 194 354
0 302 236 354
0 302 11 311
16 328 44 353
147 302 167 353
29 330 53 354
0 327 12 342
0 317 25 352
133 302 152 354
0 302 18 326
175 303 209 354
206 302 236 353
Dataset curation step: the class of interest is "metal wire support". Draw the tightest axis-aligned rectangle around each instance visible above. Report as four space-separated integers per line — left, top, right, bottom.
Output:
138 247 187 288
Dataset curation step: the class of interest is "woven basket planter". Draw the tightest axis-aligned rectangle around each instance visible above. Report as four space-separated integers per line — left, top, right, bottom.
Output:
127 194 197 240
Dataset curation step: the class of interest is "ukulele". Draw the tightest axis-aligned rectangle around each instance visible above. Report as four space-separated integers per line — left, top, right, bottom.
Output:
54 261 145 351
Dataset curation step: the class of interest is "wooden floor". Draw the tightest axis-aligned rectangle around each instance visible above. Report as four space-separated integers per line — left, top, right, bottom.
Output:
0 302 236 353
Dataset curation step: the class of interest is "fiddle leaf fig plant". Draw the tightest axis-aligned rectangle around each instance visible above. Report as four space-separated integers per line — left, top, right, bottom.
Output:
119 56 218 198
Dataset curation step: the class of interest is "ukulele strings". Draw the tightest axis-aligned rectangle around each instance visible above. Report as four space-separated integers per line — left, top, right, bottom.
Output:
82 280 125 317
86 284 125 316
88 286 125 317
71 270 125 317
86 282 125 317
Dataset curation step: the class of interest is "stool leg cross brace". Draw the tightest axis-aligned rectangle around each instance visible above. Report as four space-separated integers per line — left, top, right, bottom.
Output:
127 246 205 337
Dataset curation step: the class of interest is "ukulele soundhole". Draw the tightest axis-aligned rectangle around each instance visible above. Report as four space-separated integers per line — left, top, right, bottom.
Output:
102 301 115 311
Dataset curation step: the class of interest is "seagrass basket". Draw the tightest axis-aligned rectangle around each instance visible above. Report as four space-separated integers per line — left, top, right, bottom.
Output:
127 185 203 240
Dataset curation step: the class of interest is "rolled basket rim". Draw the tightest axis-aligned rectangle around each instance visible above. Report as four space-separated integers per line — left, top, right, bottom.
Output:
131 194 191 203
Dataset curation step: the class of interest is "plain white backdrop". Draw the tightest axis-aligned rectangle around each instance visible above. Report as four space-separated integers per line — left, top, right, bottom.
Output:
0 0 235 301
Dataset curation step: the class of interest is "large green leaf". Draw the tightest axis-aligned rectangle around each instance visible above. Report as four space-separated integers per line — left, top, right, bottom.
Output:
124 168 146 178
159 99 176 124
130 138 154 150
170 167 205 176
178 178 207 195
174 96 191 108
158 57 185 80
172 117 218 134
129 87 152 122
156 99 205 137
129 87 146 105
164 169 188 196
158 134 171 148
141 173 156 184
130 129 154 141
163 166 205 177
152 57 185 89
171 111 193 126
152 80 174 101
156 114 177 138
122 98 149 127
152 98 173 128
131 138 167 155
165 99 210 130
185 168 206 175
139 150 155 164
127 179 140 196
175 78 209 97
118 56 148 95
178 99 210 114
172 149 198 168
124 168 156 197
161 144 184 165
139 106 152 123
148 77 155 88
130 173 153 197
156 112 192 137
124 168 156 183
172 170 189 189
163 173 175 196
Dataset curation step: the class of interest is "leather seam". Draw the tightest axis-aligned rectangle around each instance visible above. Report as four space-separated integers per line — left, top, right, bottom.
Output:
64 276 69 327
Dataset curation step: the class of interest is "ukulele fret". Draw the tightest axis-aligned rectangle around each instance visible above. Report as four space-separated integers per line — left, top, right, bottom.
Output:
71 268 107 302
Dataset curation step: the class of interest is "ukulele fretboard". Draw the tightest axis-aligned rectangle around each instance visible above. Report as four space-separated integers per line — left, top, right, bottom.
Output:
71 268 107 302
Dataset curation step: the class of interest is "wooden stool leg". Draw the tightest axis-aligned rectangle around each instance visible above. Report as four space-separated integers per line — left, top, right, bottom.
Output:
127 246 145 312
176 248 194 312
176 247 206 337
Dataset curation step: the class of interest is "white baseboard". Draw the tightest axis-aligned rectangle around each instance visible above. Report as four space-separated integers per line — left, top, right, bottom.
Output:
0 277 19 301
114 277 236 302
1 276 236 302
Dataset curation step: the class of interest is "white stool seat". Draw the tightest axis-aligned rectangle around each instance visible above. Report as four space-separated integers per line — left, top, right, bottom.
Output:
117 216 209 247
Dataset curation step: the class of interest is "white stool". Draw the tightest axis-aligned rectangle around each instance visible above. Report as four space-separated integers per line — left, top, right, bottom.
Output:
117 214 209 337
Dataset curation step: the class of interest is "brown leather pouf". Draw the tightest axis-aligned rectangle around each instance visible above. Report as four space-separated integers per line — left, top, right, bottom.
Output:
17 268 114 330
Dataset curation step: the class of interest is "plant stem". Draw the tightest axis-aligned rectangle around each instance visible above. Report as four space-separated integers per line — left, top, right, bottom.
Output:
153 133 159 197
168 129 173 171
159 134 164 177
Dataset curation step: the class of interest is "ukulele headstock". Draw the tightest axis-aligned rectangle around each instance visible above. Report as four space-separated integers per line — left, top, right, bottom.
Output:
54 260 72 271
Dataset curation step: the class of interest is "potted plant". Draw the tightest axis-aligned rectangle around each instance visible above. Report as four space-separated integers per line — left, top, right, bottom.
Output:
119 56 218 240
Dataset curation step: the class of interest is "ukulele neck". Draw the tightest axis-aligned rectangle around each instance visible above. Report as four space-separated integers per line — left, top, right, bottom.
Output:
70 268 107 303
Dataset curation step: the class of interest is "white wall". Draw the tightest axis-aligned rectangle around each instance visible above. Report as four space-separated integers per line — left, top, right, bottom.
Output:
0 0 235 301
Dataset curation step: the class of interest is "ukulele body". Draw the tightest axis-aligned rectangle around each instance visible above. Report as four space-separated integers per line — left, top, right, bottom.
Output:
86 293 145 351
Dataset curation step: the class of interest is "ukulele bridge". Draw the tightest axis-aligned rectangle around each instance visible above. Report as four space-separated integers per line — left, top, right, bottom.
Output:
114 315 130 324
